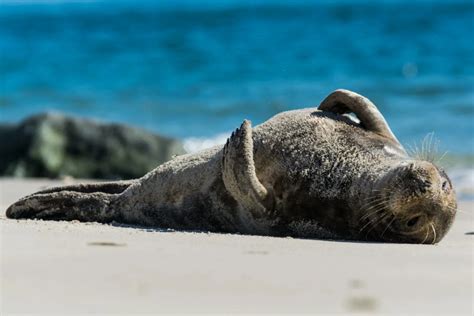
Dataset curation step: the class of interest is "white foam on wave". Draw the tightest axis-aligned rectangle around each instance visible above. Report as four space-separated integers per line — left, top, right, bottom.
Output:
183 132 230 154
449 168 474 200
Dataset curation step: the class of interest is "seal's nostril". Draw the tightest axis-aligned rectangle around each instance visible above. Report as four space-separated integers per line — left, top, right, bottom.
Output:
406 216 421 228
442 180 450 192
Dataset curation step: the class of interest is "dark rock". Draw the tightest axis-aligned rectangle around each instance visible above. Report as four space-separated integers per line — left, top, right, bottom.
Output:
0 112 185 179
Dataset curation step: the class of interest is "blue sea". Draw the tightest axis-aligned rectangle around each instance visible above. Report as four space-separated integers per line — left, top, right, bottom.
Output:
0 0 473 194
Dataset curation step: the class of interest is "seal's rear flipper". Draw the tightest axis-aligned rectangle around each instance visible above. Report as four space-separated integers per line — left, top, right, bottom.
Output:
5 181 132 222
34 180 136 195
222 120 273 214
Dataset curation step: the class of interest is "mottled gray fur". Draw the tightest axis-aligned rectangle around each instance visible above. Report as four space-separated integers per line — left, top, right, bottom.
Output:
7 90 457 243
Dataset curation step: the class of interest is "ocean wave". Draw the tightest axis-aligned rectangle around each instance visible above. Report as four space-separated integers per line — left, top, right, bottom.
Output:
449 169 474 201
183 132 230 153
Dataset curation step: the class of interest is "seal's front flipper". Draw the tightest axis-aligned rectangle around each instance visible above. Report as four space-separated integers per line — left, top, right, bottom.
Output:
319 89 406 153
6 189 118 223
222 120 273 215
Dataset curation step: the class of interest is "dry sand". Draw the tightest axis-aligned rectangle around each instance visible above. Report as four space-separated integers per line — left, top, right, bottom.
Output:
0 178 472 315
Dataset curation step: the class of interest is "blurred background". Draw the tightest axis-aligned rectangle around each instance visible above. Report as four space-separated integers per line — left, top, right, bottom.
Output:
0 0 473 192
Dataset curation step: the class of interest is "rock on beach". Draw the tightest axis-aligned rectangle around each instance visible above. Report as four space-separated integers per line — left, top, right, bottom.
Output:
0 112 185 179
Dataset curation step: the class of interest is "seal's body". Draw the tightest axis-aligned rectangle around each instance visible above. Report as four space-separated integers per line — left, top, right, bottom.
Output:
7 90 457 244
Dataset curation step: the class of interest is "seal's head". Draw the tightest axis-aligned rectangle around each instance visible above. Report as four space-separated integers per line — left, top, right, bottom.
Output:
363 160 457 244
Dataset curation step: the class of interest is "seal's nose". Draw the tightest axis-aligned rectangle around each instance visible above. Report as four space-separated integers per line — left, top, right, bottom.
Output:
402 162 434 196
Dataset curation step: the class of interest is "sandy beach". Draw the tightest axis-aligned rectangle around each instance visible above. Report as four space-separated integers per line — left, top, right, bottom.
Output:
0 177 472 315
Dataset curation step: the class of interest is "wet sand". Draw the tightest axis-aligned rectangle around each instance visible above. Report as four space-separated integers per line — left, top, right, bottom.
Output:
1 178 472 315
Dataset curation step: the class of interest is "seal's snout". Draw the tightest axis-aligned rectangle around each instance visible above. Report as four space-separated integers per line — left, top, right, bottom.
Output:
399 161 438 197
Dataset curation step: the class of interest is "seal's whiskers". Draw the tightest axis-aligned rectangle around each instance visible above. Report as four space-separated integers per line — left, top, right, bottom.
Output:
380 216 396 238
365 213 392 239
435 150 448 164
408 132 442 163
421 228 430 244
362 198 389 212
360 194 389 215
359 211 384 234
359 207 386 223
430 223 437 244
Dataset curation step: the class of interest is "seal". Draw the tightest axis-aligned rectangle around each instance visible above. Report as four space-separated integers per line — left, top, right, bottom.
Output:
6 90 457 244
